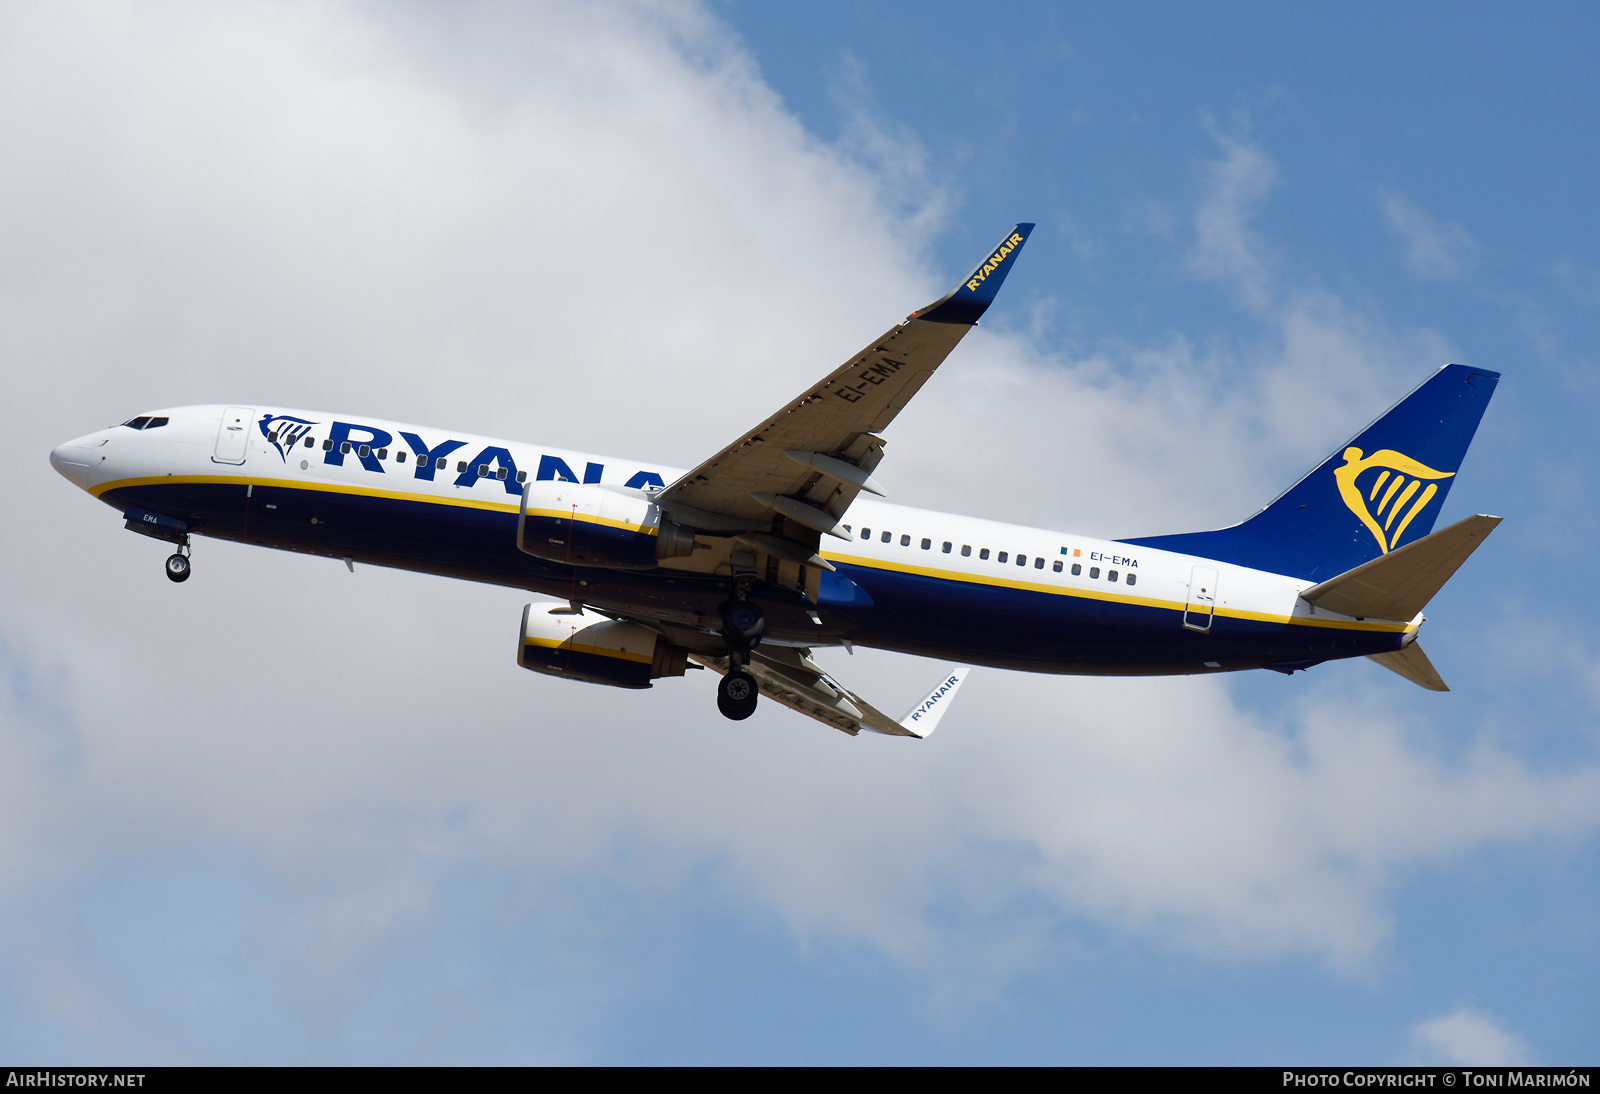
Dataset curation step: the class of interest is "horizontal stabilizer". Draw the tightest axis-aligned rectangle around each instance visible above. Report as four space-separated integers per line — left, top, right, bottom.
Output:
1301 514 1501 621
1368 643 1449 692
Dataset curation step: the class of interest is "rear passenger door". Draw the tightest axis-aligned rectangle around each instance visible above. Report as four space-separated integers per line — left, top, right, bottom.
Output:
1184 566 1218 632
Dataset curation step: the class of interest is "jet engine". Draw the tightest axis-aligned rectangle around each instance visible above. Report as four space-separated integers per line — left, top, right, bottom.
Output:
517 604 689 689
517 481 698 569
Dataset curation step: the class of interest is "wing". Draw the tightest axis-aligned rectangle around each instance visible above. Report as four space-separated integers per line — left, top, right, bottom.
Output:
655 224 1035 596
691 648 971 738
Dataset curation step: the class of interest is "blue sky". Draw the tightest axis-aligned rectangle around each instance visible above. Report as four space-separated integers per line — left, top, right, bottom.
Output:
1 0 1596 1064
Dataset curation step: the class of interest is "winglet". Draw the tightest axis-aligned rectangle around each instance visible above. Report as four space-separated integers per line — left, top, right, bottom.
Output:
897 666 971 738
915 224 1035 325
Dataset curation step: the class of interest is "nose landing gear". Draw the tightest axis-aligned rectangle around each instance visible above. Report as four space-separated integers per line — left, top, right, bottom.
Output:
717 585 764 721
165 541 191 583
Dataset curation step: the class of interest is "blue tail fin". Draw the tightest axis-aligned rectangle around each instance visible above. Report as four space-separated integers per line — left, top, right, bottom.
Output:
1120 364 1500 581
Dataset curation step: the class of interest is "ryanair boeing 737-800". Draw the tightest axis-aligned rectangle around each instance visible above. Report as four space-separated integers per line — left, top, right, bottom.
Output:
50 225 1501 735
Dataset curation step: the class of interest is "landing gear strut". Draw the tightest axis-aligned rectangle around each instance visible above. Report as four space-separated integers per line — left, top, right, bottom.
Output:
165 540 191 583
717 583 765 720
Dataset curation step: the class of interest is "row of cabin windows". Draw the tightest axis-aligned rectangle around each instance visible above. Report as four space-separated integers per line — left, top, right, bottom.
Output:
848 525 1136 586
266 431 530 482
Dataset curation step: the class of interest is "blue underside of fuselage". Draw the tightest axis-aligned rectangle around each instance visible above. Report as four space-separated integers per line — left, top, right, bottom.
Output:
103 481 1406 675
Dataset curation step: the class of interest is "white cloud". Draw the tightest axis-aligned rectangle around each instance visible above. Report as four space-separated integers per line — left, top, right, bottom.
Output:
0 0 1593 1058
1191 114 1279 312
1409 1007 1533 1066
1381 189 1479 281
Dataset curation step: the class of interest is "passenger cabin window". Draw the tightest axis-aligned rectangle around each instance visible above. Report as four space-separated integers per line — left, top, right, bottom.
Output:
1126 573 1137 586
942 542 952 554
377 448 388 460
304 437 314 448
516 470 528 483
1108 570 1118 582
1089 567 1100 579
322 439 333 451
1034 557 1045 569
1071 563 1082 576
436 457 447 469
267 431 279 442
921 538 931 550
357 444 370 458
1017 555 1027 567
881 531 891 543
340 442 352 454
496 467 508 479
997 551 1008 563
961 545 971 557
457 461 467 472
900 534 910 546
395 451 406 461
860 528 871 540
1053 560 1063 572
979 548 990 560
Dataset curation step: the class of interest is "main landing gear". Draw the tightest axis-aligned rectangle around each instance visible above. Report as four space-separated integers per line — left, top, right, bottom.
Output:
717 671 758 720
164 540 191 583
716 585 764 721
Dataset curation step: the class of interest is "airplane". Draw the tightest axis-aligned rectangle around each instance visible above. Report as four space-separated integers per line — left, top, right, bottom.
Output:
49 224 1501 737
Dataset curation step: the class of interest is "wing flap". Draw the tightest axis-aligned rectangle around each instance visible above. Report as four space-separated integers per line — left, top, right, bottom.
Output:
660 319 967 526
691 648 920 737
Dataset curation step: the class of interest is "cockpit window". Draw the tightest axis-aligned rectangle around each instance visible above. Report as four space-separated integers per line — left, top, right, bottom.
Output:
145 417 168 429
122 417 152 430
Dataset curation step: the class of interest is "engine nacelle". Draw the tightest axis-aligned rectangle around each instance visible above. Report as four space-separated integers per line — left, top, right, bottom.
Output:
518 481 681 569
517 604 688 689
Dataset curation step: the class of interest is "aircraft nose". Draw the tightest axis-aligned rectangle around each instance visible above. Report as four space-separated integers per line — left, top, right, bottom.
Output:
50 434 103 489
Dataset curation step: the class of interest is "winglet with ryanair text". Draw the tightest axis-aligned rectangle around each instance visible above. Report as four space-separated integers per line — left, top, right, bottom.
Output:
897 666 972 738
915 224 1035 325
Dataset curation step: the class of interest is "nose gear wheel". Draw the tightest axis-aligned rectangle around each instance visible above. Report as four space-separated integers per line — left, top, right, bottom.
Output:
164 539 192 583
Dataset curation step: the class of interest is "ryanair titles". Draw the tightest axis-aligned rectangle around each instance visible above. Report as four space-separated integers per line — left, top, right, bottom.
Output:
966 232 1026 292
257 414 667 496
904 673 962 727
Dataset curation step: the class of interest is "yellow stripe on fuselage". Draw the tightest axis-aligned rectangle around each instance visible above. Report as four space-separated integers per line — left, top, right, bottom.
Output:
93 473 657 534
96 474 1406 635
819 552 1412 634
93 473 525 514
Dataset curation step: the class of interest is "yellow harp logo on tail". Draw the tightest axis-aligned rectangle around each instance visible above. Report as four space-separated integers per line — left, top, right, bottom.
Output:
1334 448 1455 554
